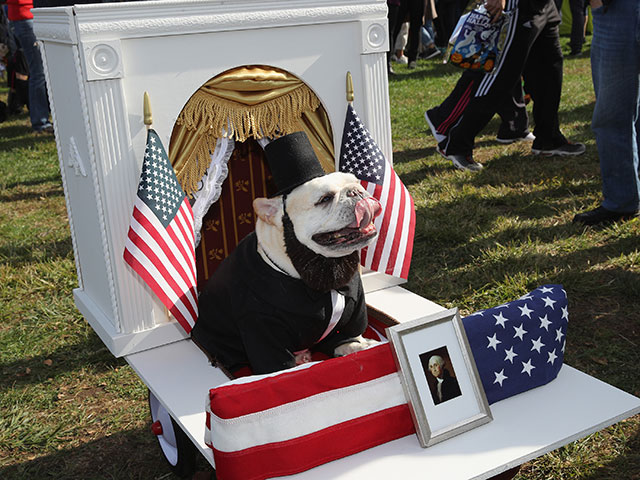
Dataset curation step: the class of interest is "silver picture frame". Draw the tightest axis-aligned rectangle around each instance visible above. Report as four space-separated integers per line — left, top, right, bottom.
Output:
386 307 492 447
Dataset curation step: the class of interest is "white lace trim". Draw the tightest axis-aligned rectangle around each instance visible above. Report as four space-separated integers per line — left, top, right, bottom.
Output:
191 135 235 246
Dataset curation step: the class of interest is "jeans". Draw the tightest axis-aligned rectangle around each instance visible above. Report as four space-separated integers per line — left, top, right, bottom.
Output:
10 19 50 131
421 20 435 47
590 0 640 212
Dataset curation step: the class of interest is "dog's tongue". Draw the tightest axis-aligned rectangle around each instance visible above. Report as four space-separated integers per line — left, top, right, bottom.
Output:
351 197 382 230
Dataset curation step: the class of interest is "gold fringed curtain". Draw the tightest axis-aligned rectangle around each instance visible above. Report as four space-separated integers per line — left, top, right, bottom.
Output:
170 65 335 196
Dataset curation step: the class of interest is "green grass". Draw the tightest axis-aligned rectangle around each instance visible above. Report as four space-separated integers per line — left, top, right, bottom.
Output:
1 37 639 479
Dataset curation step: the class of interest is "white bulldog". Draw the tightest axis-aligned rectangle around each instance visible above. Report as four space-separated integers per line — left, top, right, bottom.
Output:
191 170 382 375
254 172 382 360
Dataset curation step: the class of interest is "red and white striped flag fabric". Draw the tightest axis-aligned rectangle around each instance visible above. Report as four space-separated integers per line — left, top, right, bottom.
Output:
123 129 198 333
204 344 415 480
339 104 416 279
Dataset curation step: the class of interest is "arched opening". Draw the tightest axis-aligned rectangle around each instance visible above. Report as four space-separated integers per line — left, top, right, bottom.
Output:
168 65 334 289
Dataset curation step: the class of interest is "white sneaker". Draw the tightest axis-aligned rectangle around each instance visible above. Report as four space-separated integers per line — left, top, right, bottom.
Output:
392 54 408 65
496 132 536 144
437 147 483 172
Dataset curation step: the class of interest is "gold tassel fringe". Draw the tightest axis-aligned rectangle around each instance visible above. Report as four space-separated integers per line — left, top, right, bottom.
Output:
175 84 320 196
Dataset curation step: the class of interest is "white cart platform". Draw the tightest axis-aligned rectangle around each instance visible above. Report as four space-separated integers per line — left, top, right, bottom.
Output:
126 286 640 479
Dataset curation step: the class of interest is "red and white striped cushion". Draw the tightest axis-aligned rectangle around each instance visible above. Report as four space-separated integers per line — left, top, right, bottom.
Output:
204 343 415 480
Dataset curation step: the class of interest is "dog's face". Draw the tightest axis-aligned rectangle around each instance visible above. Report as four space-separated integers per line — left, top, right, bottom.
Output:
254 172 381 258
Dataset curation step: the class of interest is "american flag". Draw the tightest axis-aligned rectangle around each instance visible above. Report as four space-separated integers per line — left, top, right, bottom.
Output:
123 129 198 333
462 285 568 404
338 104 416 279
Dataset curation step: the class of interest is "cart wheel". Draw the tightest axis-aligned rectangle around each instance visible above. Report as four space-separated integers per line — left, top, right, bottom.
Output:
148 390 197 478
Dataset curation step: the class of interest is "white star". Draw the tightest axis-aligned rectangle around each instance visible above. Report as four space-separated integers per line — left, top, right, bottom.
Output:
150 136 156 143
487 333 502 351
542 296 556 309
561 306 569 321
504 347 518 364
539 286 554 294
513 324 527 341
555 327 564 343
494 369 508 387
519 304 534 318
539 314 552 331
547 349 558 365
521 359 535 376
467 310 485 317
531 336 545 353
519 293 534 301
494 312 509 328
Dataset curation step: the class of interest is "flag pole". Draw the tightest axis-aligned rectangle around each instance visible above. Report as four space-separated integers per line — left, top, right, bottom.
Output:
346 71 354 104
143 91 153 130
346 72 362 274
143 90 170 321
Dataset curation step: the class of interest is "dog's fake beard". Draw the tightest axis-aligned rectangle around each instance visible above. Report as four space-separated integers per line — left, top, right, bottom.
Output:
282 210 359 292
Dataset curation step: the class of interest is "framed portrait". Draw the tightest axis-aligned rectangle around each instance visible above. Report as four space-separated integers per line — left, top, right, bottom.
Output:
386 308 492 447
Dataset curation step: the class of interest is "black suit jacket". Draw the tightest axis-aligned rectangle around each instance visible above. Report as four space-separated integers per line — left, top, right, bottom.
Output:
430 370 462 405
191 232 368 375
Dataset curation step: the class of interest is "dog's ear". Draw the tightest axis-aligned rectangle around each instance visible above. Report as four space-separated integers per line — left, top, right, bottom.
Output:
253 197 282 226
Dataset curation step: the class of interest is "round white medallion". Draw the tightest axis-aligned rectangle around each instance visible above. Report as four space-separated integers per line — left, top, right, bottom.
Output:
367 23 385 49
90 44 119 75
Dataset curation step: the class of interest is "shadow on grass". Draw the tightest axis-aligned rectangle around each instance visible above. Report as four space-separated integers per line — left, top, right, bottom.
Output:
0 333 120 392
581 426 640 480
0 183 64 202
0 237 73 266
0 426 209 480
388 61 457 82
0 129 55 152
2 175 63 192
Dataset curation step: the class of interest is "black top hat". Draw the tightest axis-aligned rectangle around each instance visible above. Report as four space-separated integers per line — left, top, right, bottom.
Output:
264 132 326 197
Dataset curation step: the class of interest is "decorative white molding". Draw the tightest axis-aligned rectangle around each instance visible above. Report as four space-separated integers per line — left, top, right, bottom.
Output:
40 40 84 292
82 40 123 81
361 20 389 53
67 136 88 177
75 59 123 334
71 2 388 45
85 78 162 334
33 7 77 44
361 53 392 163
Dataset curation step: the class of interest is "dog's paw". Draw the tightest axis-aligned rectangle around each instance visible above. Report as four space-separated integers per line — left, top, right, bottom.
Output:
333 336 379 357
294 349 313 365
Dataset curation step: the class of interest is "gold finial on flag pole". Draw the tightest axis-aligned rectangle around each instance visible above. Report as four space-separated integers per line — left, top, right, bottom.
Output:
143 91 153 128
346 72 354 103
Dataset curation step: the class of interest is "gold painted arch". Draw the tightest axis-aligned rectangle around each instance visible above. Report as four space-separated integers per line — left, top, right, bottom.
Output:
169 65 335 197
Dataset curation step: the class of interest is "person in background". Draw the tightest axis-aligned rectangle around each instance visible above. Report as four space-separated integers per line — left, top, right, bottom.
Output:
434 0 461 51
6 0 52 133
391 21 409 65
573 0 640 225
424 0 585 172
568 0 587 56
392 0 426 70
387 0 402 74
419 0 442 60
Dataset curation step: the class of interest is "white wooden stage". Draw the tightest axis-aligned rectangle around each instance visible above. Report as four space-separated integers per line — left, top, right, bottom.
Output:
127 286 640 479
